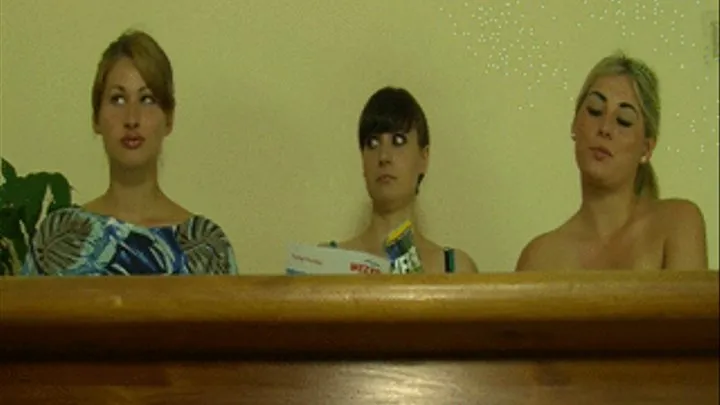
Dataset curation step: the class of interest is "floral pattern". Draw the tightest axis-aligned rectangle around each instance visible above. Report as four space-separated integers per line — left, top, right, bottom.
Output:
20 208 238 276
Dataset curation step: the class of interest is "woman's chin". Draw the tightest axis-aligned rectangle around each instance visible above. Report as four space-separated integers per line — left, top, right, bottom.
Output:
578 159 613 179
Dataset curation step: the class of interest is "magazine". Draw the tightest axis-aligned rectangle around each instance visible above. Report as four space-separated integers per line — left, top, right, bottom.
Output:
286 244 391 275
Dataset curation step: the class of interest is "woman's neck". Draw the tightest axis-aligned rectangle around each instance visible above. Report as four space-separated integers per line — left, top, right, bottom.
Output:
98 162 165 219
362 202 421 250
578 179 640 240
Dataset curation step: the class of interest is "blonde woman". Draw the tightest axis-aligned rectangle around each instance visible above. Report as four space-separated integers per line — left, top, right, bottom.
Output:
21 30 238 276
516 52 707 271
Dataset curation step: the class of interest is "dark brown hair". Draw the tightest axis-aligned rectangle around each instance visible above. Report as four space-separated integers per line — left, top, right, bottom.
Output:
358 87 430 193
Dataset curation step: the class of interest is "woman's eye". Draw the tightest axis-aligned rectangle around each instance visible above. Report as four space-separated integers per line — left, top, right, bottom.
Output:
366 137 380 149
109 94 125 105
586 107 602 117
617 118 633 128
392 133 407 145
141 95 156 104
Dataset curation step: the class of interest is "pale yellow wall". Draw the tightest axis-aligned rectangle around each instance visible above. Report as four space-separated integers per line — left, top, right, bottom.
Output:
1 0 718 273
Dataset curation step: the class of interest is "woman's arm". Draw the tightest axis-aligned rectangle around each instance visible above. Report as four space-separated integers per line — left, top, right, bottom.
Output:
219 241 240 275
514 234 550 272
453 248 479 274
662 199 708 270
515 242 535 272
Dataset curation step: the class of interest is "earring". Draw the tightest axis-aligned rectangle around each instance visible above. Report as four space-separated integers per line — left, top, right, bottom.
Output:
640 156 648 164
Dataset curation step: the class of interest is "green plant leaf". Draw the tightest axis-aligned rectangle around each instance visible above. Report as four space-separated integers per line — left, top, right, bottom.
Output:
1 158 18 183
0 208 23 239
47 172 72 211
0 162 74 273
0 207 28 264
0 237 19 276
18 173 50 242
0 176 26 208
0 247 14 276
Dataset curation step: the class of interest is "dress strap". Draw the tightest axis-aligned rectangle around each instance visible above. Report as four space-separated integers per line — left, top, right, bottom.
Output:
443 248 455 273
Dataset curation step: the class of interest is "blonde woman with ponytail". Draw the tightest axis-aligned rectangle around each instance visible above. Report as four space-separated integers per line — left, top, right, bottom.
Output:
516 52 708 271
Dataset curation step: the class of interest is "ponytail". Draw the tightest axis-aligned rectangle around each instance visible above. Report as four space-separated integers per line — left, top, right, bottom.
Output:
635 162 659 199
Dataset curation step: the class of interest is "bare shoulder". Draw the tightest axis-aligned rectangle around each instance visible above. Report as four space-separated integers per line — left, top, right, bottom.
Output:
647 197 707 238
81 196 192 224
653 198 707 245
515 227 565 272
450 248 479 274
654 198 705 222
80 197 103 213
166 200 193 224
652 198 708 270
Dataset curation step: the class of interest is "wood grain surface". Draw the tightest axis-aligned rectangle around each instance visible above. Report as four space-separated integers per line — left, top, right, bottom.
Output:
1 271 717 404
1 271 717 357
1 358 717 404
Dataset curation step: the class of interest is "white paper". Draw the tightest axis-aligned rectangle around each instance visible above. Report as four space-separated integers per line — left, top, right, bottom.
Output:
286 244 391 275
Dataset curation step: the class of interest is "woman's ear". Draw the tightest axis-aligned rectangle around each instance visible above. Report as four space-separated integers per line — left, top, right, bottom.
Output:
643 137 657 162
92 116 101 135
165 111 175 136
415 173 425 195
570 117 579 141
421 145 430 172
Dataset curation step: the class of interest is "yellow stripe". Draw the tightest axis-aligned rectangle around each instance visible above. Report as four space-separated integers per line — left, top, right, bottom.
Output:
386 220 412 243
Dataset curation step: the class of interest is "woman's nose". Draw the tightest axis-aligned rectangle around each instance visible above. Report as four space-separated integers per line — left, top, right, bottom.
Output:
123 103 140 129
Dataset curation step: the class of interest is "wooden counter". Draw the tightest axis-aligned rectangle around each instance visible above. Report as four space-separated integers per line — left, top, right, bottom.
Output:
0 271 718 404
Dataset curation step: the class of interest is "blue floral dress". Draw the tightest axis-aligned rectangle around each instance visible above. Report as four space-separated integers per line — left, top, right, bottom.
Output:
20 208 238 276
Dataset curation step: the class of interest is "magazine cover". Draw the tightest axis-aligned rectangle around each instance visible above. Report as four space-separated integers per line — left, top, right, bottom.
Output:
385 220 423 274
286 244 391 275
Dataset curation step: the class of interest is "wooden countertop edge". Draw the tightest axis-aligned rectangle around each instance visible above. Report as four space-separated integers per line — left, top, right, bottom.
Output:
1 271 717 323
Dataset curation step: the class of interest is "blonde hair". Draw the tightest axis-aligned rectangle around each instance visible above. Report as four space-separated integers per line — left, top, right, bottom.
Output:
574 51 661 199
91 29 175 123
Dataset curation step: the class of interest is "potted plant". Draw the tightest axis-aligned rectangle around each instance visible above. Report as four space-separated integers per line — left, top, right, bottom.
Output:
0 159 74 275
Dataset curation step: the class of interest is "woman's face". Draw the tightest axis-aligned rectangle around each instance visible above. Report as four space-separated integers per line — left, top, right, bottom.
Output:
361 129 428 210
93 57 172 169
572 74 654 190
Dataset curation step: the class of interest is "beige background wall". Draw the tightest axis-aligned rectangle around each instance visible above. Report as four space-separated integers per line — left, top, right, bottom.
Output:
1 0 718 273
